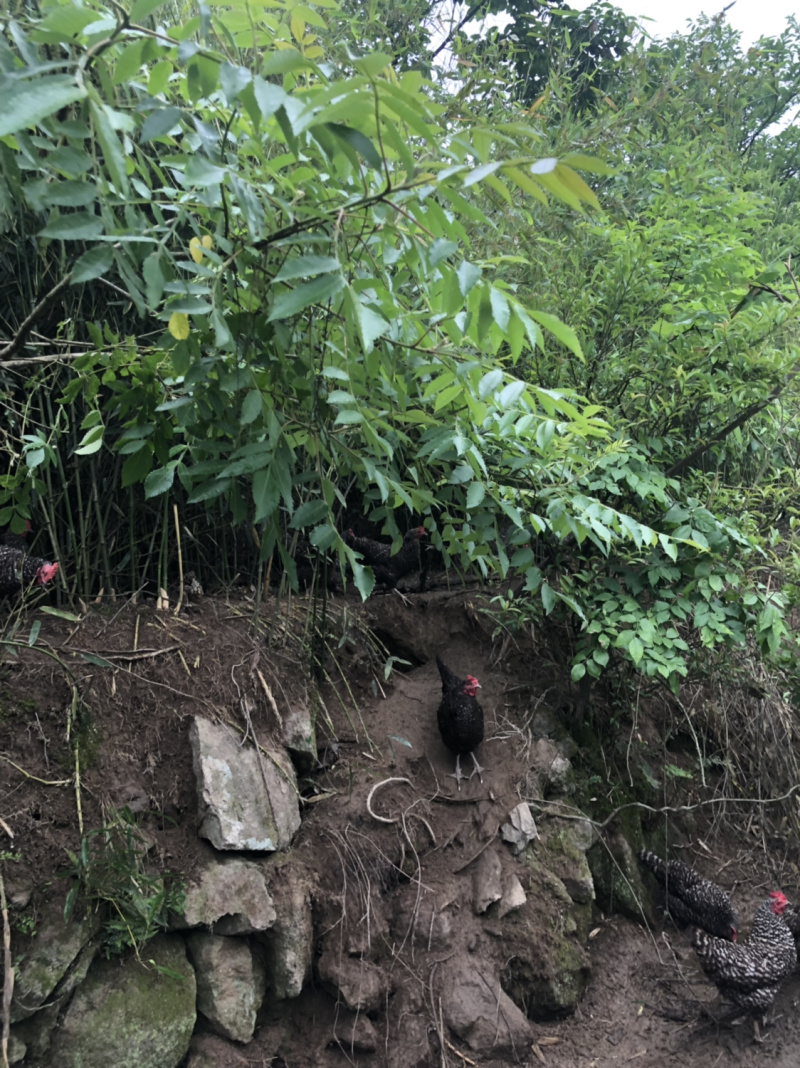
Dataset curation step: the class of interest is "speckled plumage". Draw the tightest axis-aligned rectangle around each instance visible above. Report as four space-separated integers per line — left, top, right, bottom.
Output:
0 546 58 595
639 849 738 940
2 522 30 552
344 527 425 588
692 893 797 1017
435 656 485 788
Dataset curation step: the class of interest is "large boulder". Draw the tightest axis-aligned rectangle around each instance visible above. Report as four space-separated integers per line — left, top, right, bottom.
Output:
47 934 196 1068
190 716 300 851
501 851 591 1018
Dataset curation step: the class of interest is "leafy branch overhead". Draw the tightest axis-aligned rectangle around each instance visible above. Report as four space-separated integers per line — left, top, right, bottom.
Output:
2 0 800 692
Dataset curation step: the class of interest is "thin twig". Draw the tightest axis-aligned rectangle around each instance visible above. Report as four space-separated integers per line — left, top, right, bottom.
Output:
0 870 12 1068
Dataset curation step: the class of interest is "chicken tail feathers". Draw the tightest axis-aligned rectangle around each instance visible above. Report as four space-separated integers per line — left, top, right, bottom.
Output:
638 849 666 880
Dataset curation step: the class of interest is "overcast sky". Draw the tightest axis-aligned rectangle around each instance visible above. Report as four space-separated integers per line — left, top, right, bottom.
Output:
567 0 798 48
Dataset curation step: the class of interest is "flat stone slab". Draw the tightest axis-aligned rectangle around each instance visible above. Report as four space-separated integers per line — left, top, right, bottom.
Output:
190 717 301 851
177 855 277 934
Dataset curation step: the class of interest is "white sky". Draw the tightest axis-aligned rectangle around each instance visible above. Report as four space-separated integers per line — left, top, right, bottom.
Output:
567 0 798 48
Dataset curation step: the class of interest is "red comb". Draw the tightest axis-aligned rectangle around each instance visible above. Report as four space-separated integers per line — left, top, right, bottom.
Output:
36 562 59 585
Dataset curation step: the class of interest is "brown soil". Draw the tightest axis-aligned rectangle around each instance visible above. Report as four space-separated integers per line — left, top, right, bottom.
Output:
2 586 800 1067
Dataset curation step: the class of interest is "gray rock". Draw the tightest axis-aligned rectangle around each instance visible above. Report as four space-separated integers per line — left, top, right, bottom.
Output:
503 851 592 1018
186 932 265 1043
498 873 527 918
531 738 574 794
176 855 277 934
6 1031 25 1065
47 934 196 1068
500 801 539 854
587 825 649 920
472 847 503 914
281 700 317 769
317 947 390 1013
537 810 598 905
190 716 300 851
11 937 97 1061
260 859 314 998
438 958 533 1058
11 903 100 1022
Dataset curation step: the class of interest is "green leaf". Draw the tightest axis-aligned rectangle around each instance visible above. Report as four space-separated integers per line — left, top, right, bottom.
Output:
130 0 166 18
74 425 104 456
352 562 376 600
291 499 329 528
39 606 82 622
89 99 130 195
629 637 644 665
253 77 287 120
0 75 87 137
325 123 382 169
28 620 41 646
527 310 583 361
463 161 503 189
40 213 104 241
220 62 252 104
262 49 311 76
353 52 392 77
80 652 116 668
140 107 183 142
479 369 504 399
184 157 227 186
346 286 388 353
240 390 262 425
466 483 485 509
71 246 115 284
268 274 343 322
274 255 340 282
144 465 176 499
541 584 556 613
457 261 481 297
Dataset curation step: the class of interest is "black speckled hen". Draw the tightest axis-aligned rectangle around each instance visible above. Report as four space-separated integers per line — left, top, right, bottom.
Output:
435 656 485 790
0 545 59 595
639 849 738 940
2 520 31 552
344 527 425 589
693 891 797 1039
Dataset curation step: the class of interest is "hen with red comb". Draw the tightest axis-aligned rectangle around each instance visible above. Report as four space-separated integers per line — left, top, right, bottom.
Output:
343 526 425 590
0 545 59 595
692 891 796 1039
435 656 485 790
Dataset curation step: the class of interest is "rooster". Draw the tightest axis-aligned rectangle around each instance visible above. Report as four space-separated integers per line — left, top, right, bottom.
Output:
692 891 797 1039
0 545 58 595
435 656 485 790
638 849 738 940
344 527 425 590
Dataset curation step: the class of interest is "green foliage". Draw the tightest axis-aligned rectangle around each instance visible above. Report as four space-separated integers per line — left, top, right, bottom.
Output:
1 0 658 602
2 0 800 703
63 809 185 958
481 0 637 112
